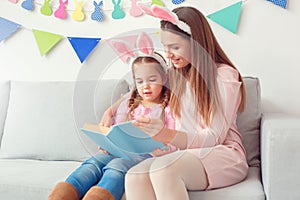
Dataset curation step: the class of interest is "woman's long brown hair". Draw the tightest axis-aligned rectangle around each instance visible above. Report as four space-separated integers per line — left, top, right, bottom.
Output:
161 7 246 125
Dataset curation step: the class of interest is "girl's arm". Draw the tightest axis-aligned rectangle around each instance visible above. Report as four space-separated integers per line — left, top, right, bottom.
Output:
99 92 130 127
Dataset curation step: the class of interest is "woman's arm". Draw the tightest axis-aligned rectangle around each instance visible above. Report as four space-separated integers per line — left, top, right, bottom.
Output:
133 117 188 149
99 92 130 127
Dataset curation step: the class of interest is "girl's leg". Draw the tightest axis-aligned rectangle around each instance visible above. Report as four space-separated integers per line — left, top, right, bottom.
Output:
125 157 157 200
149 151 208 200
65 153 115 198
97 157 145 200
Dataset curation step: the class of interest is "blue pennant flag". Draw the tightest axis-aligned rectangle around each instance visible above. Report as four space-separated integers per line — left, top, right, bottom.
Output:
0 17 21 42
267 0 287 9
68 37 101 63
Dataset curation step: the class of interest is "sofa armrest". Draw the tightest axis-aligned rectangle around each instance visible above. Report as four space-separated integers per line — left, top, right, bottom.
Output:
261 113 300 200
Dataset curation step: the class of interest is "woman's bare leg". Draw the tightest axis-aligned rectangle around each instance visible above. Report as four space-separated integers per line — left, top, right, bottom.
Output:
125 157 156 200
149 151 208 200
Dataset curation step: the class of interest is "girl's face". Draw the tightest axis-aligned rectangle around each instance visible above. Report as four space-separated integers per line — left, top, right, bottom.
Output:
133 63 166 104
160 30 191 69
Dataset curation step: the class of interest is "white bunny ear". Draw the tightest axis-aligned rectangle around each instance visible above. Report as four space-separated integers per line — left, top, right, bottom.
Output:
136 32 154 55
109 40 135 63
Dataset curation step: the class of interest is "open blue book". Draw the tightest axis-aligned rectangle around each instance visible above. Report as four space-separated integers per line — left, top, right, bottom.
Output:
81 121 166 160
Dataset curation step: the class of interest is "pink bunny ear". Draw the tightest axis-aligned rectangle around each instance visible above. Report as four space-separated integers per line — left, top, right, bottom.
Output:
137 2 155 16
151 4 178 24
110 40 135 63
136 32 154 55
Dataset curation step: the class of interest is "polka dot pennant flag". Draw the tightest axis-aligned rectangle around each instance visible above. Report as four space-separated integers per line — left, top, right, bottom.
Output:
172 0 184 5
0 17 21 42
267 0 287 9
207 1 242 34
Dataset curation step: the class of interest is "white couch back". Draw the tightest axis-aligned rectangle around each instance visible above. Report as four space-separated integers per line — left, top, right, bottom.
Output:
0 78 261 166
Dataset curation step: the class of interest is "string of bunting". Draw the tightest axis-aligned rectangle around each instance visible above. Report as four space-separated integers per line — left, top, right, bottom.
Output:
8 0 186 21
1 0 288 63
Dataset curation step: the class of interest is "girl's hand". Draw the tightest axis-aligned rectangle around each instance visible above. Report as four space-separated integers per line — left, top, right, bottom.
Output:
133 117 164 137
98 147 110 155
151 144 176 157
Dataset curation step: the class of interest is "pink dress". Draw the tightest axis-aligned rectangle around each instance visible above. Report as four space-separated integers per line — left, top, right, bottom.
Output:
177 64 248 189
114 99 175 130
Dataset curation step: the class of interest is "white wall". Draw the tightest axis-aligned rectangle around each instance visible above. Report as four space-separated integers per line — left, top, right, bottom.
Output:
0 0 299 115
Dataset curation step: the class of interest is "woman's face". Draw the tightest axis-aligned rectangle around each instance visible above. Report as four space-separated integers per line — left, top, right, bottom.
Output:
160 30 191 69
133 63 165 104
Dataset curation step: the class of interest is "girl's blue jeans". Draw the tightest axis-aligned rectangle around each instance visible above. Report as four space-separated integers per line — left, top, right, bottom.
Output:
65 153 151 200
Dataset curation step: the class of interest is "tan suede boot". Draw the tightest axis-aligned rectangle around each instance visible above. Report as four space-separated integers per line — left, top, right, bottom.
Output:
48 182 79 200
83 186 115 200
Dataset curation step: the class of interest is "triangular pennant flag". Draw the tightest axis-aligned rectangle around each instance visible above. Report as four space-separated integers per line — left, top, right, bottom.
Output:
0 17 21 42
32 29 62 56
267 0 287 9
68 37 101 63
207 1 242 34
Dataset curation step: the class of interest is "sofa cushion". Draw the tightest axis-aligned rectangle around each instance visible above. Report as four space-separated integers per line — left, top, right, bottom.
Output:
0 80 129 161
188 167 265 200
0 159 81 200
237 77 261 167
0 81 10 145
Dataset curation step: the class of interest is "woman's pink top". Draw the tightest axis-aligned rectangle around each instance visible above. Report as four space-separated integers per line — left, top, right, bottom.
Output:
177 64 248 189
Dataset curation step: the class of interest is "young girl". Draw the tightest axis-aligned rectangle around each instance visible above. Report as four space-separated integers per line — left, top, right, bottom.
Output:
48 33 175 200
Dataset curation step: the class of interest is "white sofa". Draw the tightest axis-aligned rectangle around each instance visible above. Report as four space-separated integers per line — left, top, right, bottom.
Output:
0 77 299 200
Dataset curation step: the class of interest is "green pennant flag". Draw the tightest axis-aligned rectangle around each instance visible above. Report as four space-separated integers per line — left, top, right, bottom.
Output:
32 29 62 56
207 1 242 34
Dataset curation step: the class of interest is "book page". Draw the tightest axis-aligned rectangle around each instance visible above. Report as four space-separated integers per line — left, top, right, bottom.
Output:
83 123 110 135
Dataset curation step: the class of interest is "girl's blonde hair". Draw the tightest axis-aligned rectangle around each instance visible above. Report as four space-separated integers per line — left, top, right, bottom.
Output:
126 53 171 120
161 7 246 125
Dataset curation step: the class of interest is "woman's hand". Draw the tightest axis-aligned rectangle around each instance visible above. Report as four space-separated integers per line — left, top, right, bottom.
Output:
133 117 164 137
99 107 114 127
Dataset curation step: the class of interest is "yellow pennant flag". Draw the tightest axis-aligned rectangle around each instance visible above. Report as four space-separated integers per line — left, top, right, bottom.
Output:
32 29 62 56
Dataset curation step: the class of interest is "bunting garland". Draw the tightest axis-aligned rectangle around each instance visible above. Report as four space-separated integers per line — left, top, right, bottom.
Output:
0 0 291 63
207 1 242 34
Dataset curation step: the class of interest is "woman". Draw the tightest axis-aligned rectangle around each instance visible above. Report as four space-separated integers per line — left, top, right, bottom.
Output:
122 6 249 200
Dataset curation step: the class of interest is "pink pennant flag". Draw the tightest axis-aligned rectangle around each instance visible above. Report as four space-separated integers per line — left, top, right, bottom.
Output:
9 0 19 3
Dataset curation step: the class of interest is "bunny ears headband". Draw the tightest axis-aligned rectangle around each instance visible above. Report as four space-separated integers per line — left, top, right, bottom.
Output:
110 32 168 72
138 3 191 35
